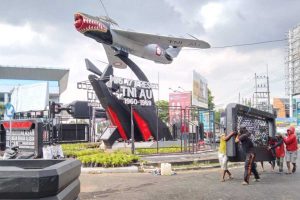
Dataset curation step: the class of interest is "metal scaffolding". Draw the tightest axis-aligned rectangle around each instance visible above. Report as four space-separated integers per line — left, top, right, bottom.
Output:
285 24 300 117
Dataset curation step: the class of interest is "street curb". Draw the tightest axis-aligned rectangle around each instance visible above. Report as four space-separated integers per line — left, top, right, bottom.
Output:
142 158 219 167
137 149 216 157
79 162 243 174
172 163 242 172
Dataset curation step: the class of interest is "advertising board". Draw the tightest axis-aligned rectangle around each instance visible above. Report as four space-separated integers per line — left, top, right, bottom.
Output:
10 82 49 112
169 92 191 125
192 70 208 108
199 111 214 132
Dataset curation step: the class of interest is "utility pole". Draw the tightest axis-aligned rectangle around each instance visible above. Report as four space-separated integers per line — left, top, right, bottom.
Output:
267 65 271 112
254 70 271 112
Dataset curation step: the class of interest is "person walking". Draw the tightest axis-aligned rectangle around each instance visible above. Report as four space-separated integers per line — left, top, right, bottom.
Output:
269 134 285 173
283 126 298 174
218 131 236 182
235 126 260 185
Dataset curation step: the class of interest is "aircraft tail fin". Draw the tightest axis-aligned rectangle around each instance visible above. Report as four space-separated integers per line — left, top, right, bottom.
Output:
85 58 103 76
166 47 182 58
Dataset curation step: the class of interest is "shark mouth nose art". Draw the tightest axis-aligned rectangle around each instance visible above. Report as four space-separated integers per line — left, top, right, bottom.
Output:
74 13 107 33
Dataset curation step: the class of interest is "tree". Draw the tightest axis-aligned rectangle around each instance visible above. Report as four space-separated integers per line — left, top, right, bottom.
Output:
155 100 169 124
208 89 215 110
0 103 4 120
214 109 225 123
0 103 4 112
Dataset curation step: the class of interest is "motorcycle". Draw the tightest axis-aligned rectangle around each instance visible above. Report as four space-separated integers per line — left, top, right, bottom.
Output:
2 146 35 160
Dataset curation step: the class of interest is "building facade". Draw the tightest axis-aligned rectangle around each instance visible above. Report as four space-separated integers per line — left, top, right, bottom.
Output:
0 65 69 117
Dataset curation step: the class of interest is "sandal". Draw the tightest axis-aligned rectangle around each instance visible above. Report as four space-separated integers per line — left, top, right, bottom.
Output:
242 181 249 185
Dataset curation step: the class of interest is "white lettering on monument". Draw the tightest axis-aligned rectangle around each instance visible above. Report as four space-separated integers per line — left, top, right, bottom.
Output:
111 76 157 106
6 129 35 149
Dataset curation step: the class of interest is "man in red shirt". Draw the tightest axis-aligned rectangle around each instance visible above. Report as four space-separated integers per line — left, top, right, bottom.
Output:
269 134 285 173
283 126 298 174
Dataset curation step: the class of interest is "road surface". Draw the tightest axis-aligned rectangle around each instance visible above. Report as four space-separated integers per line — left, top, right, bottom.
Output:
80 156 300 200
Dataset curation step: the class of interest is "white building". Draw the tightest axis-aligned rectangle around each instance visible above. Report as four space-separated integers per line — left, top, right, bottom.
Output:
0 65 69 105
286 24 300 117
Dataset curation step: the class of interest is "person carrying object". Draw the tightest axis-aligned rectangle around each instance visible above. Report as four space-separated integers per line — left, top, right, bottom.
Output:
283 126 298 174
260 136 277 172
269 133 285 173
218 131 236 182
235 126 260 185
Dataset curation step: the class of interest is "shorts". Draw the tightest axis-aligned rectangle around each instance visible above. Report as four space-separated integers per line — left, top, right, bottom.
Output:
285 151 298 163
218 152 228 170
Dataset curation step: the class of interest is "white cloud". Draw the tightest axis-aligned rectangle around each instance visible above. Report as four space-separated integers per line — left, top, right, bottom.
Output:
0 22 49 47
200 2 224 30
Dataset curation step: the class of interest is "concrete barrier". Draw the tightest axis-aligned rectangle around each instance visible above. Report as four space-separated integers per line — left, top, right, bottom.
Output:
0 159 81 199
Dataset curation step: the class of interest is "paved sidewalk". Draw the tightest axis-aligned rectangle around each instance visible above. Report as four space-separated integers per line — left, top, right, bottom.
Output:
81 150 219 174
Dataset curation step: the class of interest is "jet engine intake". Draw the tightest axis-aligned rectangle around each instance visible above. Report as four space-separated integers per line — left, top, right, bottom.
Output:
142 44 172 64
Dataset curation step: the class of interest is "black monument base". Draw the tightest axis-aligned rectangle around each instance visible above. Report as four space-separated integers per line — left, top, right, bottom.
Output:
0 159 81 200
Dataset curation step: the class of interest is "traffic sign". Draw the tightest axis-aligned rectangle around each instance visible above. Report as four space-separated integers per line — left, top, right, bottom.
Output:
5 103 15 118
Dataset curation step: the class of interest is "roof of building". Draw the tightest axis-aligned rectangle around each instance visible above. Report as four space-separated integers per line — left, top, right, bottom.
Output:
0 65 69 94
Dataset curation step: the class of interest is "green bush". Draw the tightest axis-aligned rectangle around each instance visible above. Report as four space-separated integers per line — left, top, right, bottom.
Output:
77 152 139 168
62 143 139 168
61 142 100 151
62 143 102 157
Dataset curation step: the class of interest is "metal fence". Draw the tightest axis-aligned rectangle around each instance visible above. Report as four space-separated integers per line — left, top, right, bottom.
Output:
42 116 90 145
125 105 216 155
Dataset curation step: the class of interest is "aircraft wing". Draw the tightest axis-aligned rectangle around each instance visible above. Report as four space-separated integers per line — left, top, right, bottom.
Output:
102 44 127 69
112 29 210 49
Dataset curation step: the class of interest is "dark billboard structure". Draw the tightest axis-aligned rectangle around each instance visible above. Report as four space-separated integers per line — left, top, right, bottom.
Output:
225 103 276 162
0 119 44 157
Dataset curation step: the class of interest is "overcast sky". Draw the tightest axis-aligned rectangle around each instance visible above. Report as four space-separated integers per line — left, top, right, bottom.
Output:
1 0 300 108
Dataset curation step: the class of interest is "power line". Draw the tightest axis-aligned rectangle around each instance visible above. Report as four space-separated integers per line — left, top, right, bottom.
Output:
183 38 288 50
211 38 288 49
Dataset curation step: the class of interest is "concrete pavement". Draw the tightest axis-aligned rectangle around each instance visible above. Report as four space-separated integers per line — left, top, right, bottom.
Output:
79 153 300 200
80 150 220 174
